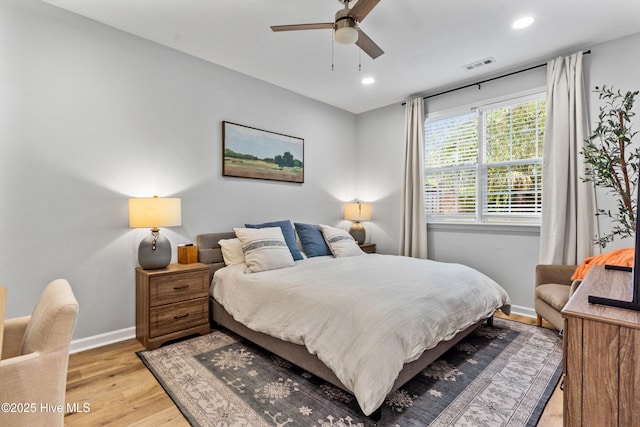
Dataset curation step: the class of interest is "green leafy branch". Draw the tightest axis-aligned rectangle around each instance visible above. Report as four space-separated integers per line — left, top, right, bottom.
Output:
582 85 639 248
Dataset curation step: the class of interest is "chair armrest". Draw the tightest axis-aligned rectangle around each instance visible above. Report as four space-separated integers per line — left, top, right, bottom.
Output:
0 352 44 402
0 351 68 425
535 264 578 288
2 316 30 360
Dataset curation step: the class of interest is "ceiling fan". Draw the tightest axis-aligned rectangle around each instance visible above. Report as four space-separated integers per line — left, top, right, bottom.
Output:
271 0 384 59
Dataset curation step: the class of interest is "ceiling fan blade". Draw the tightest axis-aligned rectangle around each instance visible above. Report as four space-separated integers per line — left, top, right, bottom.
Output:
356 28 384 59
348 0 381 23
271 23 333 32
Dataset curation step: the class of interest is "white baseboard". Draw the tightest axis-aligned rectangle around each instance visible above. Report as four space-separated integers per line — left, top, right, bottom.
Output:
508 304 537 319
70 327 135 354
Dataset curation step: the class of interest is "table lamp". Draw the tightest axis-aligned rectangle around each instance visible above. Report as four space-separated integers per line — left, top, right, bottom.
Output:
344 201 372 245
129 196 182 269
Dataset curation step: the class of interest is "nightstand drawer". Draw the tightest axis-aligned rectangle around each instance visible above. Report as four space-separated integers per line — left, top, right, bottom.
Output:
149 271 209 306
137 263 211 349
149 298 208 338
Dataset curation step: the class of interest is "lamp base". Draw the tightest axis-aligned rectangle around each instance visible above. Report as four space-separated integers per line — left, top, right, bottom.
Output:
138 230 171 270
349 222 366 245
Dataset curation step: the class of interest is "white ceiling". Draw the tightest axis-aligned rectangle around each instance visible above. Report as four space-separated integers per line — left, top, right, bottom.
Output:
42 0 640 114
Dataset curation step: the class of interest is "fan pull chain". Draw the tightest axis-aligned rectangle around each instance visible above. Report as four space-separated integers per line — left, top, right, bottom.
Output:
359 47 362 72
331 32 335 71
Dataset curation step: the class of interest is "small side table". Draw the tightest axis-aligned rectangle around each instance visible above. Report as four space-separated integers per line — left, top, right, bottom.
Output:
359 243 376 254
136 263 210 350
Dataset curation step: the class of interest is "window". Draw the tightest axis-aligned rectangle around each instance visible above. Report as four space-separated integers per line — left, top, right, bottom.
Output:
424 92 546 224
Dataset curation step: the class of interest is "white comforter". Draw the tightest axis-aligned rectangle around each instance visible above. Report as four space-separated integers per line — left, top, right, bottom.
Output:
212 254 510 415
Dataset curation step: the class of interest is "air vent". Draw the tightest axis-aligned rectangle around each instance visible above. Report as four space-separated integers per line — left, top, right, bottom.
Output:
463 57 496 71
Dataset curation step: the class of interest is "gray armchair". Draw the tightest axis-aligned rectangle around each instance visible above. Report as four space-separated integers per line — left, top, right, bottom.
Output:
534 264 580 331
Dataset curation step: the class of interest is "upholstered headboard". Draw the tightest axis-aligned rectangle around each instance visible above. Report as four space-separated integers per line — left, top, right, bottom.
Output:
197 232 236 283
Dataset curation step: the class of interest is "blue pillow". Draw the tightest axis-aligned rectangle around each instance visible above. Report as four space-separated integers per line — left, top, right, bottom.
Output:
245 220 304 261
294 222 332 258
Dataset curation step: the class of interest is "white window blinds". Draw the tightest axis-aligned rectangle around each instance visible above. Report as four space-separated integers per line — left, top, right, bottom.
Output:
425 93 545 224
425 112 478 221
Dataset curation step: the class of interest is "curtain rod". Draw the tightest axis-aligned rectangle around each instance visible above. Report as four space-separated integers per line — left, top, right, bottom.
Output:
402 49 591 105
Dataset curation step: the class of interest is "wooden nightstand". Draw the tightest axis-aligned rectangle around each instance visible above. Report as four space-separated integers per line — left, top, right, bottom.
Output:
136 263 210 350
359 243 376 254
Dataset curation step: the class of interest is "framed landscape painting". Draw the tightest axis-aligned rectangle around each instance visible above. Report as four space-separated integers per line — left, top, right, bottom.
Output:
222 121 304 183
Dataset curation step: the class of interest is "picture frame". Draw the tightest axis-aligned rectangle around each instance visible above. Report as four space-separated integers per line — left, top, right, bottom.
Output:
222 121 304 183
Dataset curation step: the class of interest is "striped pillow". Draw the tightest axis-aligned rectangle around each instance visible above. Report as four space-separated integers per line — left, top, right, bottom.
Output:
233 227 295 273
319 224 364 257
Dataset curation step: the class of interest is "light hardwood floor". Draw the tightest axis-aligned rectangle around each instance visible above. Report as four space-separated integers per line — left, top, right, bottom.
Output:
64 313 563 426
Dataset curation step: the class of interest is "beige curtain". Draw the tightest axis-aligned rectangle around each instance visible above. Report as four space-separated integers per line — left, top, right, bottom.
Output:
539 52 597 264
400 97 428 258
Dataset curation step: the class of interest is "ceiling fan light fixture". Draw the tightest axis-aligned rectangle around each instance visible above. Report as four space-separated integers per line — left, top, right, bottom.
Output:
334 21 359 45
271 0 383 59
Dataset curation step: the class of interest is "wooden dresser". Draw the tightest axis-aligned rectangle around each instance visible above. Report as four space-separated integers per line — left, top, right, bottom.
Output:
136 263 210 350
561 265 640 426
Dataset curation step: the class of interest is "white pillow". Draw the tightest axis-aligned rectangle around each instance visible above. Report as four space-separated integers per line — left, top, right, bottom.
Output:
233 227 295 273
319 224 364 257
218 238 245 265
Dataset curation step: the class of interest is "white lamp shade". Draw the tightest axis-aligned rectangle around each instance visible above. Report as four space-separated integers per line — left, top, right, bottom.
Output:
129 196 182 228
344 202 372 222
334 26 358 45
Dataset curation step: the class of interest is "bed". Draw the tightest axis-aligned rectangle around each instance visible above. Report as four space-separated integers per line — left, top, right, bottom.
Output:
197 231 510 419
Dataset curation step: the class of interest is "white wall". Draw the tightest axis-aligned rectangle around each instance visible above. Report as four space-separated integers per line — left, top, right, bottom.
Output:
584 33 640 250
355 104 405 252
356 32 640 314
0 0 358 340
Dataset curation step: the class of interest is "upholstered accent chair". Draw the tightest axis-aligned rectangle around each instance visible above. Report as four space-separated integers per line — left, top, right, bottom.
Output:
0 285 5 359
535 264 580 331
0 279 79 427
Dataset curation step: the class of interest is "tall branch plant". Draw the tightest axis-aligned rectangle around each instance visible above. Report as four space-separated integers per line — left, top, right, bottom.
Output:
582 86 639 248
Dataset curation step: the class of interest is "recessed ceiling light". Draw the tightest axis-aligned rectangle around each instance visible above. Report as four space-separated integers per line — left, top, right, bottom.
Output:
512 16 534 30
362 77 375 85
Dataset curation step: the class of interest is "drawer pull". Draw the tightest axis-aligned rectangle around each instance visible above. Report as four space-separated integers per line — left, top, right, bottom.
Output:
174 313 190 320
173 285 190 290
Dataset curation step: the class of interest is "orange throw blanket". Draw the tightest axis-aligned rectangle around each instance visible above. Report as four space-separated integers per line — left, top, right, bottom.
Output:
571 248 635 281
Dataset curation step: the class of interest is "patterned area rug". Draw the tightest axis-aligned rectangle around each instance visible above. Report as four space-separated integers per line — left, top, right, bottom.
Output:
137 318 561 427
